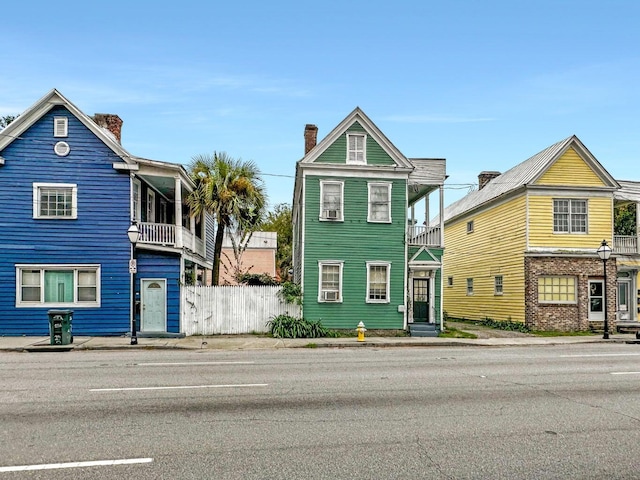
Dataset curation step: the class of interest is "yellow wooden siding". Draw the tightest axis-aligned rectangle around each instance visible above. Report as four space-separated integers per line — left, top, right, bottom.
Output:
535 148 605 187
443 196 526 323
528 195 612 248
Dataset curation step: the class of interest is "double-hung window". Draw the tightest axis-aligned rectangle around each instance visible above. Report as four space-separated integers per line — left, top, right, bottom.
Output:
346 133 366 164
494 275 503 295
367 262 390 303
320 181 343 221
553 199 587 233
466 278 474 295
17 265 100 307
368 183 391 222
33 183 77 219
319 261 343 302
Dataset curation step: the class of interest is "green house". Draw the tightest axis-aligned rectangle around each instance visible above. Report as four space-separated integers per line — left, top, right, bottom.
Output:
292 108 446 335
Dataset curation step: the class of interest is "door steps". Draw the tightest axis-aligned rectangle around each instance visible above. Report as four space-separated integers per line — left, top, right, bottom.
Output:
409 323 439 337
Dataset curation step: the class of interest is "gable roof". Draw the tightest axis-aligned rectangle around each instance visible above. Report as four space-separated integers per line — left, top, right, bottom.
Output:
0 88 134 164
298 107 414 170
443 135 620 223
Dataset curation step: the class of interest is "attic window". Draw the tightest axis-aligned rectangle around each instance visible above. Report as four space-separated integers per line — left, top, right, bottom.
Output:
467 220 474 233
54 117 68 137
346 133 366 164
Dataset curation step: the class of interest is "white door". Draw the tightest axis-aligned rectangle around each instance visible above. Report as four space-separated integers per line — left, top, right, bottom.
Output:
141 279 166 332
618 280 631 321
588 279 604 321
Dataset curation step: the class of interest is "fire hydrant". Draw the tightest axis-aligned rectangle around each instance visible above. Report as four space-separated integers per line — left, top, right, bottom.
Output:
356 321 367 342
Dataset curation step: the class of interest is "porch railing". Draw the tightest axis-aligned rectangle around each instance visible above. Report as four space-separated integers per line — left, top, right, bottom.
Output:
407 225 442 247
614 235 640 255
138 222 206 257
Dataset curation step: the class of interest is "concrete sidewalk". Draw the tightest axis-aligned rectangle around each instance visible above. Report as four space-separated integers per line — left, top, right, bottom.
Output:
1 332 639 352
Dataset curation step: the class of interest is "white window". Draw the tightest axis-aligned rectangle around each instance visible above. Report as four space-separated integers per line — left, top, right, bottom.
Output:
16 265 100 307
367 262 390 303
132 179 141 222
466 278 474 295
538 276 577 304
318 261 343 302
320 181 343 221
368 183 391 222
553 199 587 233
54 117 68 137
346 133 366 164
494 275 503 295
33 183 77 219
147 190 156 222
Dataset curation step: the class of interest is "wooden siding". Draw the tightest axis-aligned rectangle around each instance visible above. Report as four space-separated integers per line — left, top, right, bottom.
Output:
136 251 181 333
314 122 396 166
535 148 606 187
528 195 612 248
0 105 133 335
302 175 407 329
443 196 527 323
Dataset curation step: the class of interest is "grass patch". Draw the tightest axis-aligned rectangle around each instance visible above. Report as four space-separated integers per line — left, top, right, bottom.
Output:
304 343 318 348
439 327 477 339
531 330 595 337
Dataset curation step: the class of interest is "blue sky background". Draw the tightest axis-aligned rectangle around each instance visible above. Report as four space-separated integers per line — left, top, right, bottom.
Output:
2 0 639 210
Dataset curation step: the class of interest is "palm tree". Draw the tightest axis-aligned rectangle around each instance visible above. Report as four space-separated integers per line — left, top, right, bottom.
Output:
187 152 266 285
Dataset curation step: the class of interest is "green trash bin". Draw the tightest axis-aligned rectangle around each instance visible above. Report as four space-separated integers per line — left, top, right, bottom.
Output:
48 310 73 345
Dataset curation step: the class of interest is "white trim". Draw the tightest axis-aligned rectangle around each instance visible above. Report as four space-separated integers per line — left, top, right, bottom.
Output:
16 264 101 307
366 261 391 303
319 180 344 221
132 178 142 222
303 165 412 179
147 189 156 222
367 182 392 223
318 261 343 303
53 116 68 137
32 183 78 219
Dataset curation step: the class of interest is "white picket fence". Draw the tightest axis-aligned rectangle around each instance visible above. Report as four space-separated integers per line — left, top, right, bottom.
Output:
181 285 302 336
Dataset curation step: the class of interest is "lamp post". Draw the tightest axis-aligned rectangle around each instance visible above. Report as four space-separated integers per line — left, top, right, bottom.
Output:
127 222 140 345
596 239 612 340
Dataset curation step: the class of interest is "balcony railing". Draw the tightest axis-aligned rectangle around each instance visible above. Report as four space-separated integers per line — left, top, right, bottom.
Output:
138 222 205 257
407 225 442 247
614 235 640 255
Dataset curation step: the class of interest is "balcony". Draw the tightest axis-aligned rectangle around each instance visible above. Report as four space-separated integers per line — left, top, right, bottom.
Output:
407 225 442 247
614 235 640 255
138 222 205 257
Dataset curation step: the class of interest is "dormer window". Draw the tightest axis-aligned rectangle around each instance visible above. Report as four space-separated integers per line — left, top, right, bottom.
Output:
54 117 68 137
346 133 366 164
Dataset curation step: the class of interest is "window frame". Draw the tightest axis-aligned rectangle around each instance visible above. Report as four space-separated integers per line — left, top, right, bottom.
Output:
346 133 366 165
538 275 577 304
366 261 391 303
53 116 68 137
319 180 344 221
494 275 503 295
466 278 474 296
553 199 588 234
16 264 101 308
318 261 343 303
367 182 392 223
33 183 78 219
447 276 454 287
467 220 474 233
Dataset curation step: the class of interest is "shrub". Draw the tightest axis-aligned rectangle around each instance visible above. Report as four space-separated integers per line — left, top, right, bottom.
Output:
267 314 333 338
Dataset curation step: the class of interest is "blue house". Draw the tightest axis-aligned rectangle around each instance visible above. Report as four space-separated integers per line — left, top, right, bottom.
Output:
0 89 212 336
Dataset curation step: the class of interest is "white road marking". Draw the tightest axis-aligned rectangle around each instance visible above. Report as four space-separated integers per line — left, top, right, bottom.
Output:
610 372 640 375
137 362 255 366
560 353 640 358
0 458 153 472
90 383 268 392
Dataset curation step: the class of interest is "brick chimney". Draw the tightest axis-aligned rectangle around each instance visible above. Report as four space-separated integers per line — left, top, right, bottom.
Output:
478 171 501 190
92 113 123 144
304 124 318 154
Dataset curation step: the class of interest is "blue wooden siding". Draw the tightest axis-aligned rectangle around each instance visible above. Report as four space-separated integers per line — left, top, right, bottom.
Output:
135 251 181 333
0 105 134 335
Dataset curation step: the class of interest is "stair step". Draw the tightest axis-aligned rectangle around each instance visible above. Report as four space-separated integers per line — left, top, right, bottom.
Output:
409 323 439 337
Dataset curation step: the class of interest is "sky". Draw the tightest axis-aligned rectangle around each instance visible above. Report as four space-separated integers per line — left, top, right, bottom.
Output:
2 0 639 210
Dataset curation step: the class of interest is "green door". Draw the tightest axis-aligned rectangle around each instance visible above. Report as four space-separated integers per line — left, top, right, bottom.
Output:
413 278 430 323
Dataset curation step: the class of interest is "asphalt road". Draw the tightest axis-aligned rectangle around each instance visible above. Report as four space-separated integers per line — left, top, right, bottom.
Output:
2 344 640 479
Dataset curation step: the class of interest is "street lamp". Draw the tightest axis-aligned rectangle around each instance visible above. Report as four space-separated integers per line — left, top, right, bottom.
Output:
596 239 612 339
127 222 140 345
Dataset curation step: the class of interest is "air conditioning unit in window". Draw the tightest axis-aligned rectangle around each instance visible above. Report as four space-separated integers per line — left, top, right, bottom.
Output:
325 210 338 220
323 291 339 301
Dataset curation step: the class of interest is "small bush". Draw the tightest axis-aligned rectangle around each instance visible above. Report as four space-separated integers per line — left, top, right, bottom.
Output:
267 314 333 338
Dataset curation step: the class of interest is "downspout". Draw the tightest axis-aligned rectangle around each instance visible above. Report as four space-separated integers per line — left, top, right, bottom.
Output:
439 184 444 331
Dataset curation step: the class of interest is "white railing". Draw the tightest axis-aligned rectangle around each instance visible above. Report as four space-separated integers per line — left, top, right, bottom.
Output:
407 225 442 247
614 235 639 254
181 285 302 335
139 222 176 246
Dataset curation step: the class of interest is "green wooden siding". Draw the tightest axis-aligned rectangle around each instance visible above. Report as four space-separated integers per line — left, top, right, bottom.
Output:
314 122 396 166
302 175 407 329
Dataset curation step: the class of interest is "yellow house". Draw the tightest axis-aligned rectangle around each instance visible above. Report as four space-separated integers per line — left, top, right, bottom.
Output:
442 135 635 332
